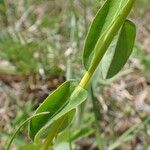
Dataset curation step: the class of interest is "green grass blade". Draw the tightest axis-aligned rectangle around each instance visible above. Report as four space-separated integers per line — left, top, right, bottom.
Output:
6 112 50 150
108 117 150 150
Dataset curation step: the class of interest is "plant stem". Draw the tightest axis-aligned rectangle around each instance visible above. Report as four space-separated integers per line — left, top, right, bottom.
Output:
80 0 134 89
43 116 66 150
79 71 92 89
79 61 98 89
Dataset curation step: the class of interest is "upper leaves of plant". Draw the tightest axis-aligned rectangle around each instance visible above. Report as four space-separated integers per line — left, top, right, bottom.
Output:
29 80 88 142
83 0 134 70
100 20 136 79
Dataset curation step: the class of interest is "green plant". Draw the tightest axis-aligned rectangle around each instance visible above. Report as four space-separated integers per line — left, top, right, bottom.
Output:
6 0 136 149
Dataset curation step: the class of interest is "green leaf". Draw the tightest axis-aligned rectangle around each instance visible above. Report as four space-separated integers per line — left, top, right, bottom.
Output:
83 0 134 70
57 109 76 133
100 20 136 79
29 80 88 142
42 110 76 149
57 126 94 143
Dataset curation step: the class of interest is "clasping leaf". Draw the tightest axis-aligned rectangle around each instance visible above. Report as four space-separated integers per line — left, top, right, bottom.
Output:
29 80 88 143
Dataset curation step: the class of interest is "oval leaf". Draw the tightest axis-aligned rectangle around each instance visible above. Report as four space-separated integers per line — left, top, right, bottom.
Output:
83 0 134 70
29 80 77 140
34 85 87 143
100 20 136 79
29 80 88 142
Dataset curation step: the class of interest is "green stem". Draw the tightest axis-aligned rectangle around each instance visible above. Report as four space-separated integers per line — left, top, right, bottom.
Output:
80 0 134 89
41 0 135 148
43 116 66 150
79 71 92 89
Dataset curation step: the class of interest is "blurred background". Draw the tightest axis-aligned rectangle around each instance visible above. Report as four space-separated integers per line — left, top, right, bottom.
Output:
0 0 149 149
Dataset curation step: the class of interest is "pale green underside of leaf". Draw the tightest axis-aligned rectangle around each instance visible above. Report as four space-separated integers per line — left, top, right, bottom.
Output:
83 0 134 70
29 80 88 142
100 20 136 79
